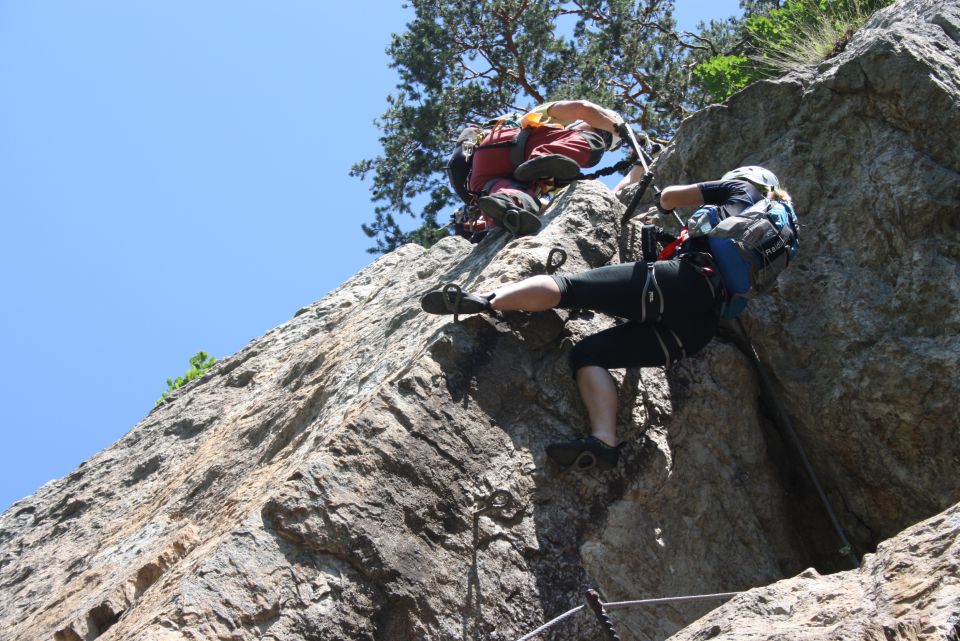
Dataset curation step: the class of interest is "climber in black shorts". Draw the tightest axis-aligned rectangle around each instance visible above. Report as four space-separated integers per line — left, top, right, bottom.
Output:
421 167 791 471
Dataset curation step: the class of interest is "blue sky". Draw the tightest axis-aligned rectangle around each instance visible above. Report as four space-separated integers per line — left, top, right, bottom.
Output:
0 1 740 512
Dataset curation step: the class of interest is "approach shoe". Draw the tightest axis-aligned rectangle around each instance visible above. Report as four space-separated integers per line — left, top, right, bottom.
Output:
477 193 542 237
420 284 491 316
546 436 623 471
513 154 581 183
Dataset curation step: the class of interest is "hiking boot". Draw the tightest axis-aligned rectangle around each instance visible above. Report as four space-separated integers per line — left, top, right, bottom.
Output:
514 154 581 183
477 192 542 237
420 284 491 316
546 436 623 471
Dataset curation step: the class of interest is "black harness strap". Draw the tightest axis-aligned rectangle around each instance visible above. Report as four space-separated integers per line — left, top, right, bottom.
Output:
467 127 535 198
510 127 532 170
473 126 532 170
640 263 665 323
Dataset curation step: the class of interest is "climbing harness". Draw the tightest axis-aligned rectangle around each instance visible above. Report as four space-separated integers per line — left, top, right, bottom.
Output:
511 588 742 641
545 247 567 274
452 205 489 241
632 261 681 366
650 327 673 367
639 263 664 323
679 251 724 305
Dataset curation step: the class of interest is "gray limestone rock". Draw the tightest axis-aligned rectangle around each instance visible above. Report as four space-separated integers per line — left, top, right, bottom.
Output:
640 0 960 549
1 0 958 639
667 502 960 641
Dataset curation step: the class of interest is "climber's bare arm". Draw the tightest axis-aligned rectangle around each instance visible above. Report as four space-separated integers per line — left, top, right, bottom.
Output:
659 184 704 210
547 100 621 133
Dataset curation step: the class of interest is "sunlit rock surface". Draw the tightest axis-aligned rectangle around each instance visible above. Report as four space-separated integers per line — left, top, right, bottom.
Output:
1 0 957 639
668 503 960 641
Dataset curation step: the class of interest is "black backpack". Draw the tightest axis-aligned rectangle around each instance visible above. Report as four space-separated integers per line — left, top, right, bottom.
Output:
703 198 800 318
446 126 485 205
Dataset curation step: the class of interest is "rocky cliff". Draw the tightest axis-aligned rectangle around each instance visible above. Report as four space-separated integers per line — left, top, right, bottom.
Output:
649 0 960 550
0 0 957 639
672 502 960 641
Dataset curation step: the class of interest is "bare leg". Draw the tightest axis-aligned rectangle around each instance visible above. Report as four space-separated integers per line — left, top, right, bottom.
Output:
485 277 621 450
576 366 620 446
613 163 645 194
487 275 561 312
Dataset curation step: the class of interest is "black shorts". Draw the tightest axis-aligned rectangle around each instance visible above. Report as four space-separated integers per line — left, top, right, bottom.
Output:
551 259 720 370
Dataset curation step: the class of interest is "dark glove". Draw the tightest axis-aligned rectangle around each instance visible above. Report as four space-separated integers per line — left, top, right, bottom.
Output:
614 121 632 144
615 122 649 155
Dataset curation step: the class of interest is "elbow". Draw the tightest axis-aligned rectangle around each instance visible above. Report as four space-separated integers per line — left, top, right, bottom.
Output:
557 99 600 119
659 184 704 210
564 99 594 111
658 186 682 210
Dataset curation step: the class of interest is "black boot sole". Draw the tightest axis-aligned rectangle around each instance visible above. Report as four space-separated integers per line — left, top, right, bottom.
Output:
477 197 542 237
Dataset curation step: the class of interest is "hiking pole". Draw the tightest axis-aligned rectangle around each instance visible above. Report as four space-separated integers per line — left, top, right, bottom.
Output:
617 122 657 225
618 123 686 230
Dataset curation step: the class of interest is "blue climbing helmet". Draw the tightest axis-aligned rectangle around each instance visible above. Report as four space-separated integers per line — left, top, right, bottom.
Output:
722 165 780 191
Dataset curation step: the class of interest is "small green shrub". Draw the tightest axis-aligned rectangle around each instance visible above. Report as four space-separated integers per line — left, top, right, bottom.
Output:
156 351 217 406
694 54 756 102
696 0 894 102
750 0 890 75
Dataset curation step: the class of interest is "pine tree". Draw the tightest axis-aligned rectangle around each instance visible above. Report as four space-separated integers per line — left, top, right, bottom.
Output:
351 0 740 253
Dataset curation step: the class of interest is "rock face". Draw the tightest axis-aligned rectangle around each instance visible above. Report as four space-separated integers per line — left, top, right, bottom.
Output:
648 0 960 549
669 502 960 641
0 0 957 639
